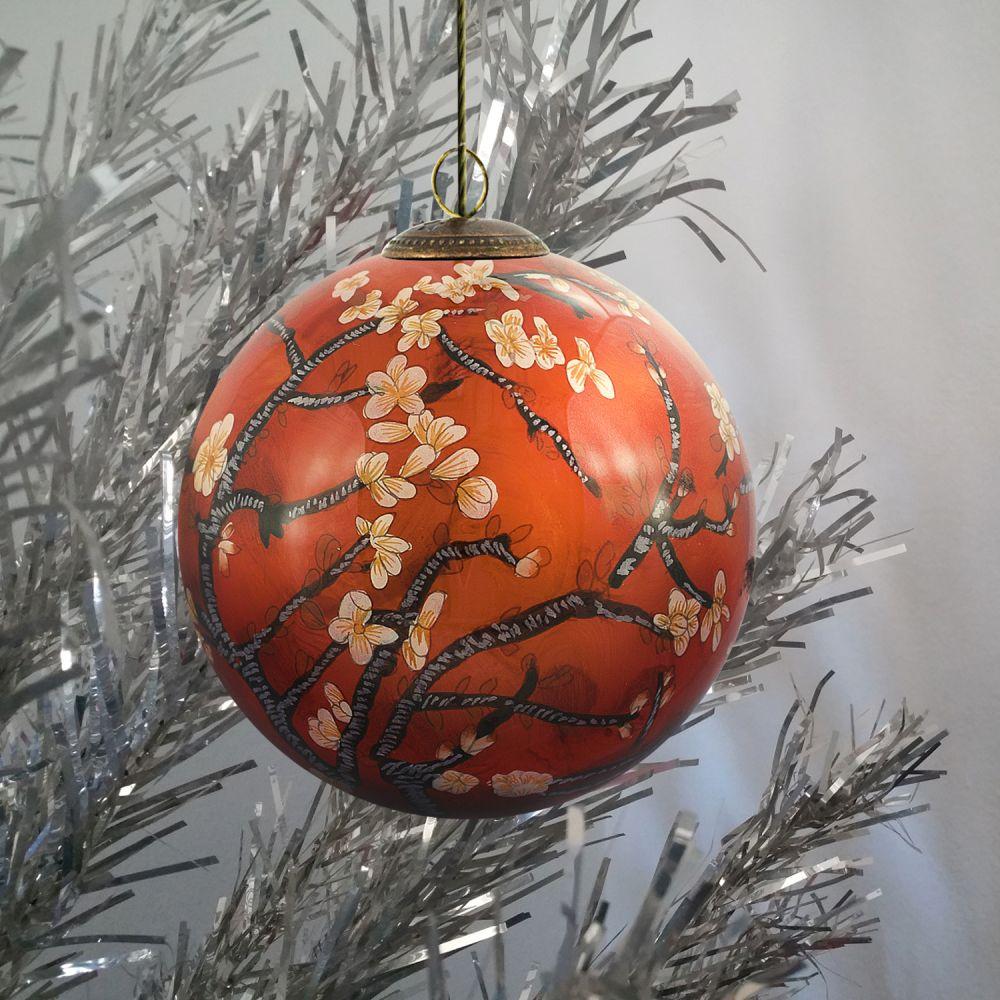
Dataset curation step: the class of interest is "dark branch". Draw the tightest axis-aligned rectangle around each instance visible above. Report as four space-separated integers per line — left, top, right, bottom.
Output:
502 273 594 318
399 534 517 612
333 535 520 785
374 591 659 760
202 477 362 548
237 535 369 659
419 691 638 728
658 538 712 607
609 477 679 588
277 638 346 713
265 476 362 545
269 314 304 368
609 350 682 587
437 328 602 498
213 315 379 503
662 495 737 540
286 386 369 409
210 646 341 785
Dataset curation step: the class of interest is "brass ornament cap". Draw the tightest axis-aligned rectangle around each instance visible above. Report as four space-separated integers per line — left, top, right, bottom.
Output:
383 216 550 261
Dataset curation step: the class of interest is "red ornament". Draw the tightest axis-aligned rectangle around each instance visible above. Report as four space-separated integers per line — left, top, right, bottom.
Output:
178 232 754 817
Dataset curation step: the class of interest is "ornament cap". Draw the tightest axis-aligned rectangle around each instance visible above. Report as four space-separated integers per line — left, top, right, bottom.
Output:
383 216 549 261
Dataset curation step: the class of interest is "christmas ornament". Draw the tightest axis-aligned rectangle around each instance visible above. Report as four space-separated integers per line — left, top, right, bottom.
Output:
177 0 755 817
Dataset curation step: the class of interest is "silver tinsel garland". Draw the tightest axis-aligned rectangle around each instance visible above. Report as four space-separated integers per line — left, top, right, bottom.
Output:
0 2 940 998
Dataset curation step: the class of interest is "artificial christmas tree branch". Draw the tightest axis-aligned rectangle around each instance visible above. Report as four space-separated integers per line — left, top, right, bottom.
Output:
0 1 936 997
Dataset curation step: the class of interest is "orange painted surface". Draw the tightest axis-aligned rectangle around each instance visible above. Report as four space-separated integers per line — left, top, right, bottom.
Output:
178 252 755 816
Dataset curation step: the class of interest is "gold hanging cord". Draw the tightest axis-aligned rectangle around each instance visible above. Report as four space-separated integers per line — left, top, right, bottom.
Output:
432 0 489 219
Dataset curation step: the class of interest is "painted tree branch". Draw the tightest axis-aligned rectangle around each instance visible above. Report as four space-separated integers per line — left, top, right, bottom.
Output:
662 493 739 539
211 315 380 504
503 273 594 318
507 268 632 314
374 591 660 760
277 639 346 713
610 351 683 586
419 691 638 728
378 659 547 806
380 666 669 807
237 535 369 659
334 535 520 785
398 534 519 612
657 538 713 607
437 328 603 497
286 386 370 408
268 315 304 368
221 653 337 782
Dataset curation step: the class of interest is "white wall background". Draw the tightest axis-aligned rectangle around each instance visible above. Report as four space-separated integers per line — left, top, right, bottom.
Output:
4 1 1000 997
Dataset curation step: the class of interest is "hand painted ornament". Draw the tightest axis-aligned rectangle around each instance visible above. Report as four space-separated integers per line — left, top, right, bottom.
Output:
177 215 755 816
179 0 753 816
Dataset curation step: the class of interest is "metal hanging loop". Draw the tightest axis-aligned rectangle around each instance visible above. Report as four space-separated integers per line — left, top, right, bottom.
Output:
432 146 489 220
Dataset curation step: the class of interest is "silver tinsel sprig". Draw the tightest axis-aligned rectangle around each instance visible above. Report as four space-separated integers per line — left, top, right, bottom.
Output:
126 435 923 1000
0 1 933 997
696 429 907 726
131 761 687 999
531 681 946 1000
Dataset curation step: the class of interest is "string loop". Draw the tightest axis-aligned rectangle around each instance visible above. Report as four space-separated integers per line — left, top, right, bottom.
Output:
437 0 488 219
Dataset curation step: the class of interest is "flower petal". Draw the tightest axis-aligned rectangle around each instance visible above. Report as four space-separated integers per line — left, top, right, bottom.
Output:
386 354 408 380
397 393 426 416
409 625 431 657
700 612 713 643
421 591 447 625
348 633 375 664
494 343 514 367
460 728 495 755
376 535 410 555
369 513 395 537
328 618 352 643
369 480 399 507
396 328 420 352
566 359 588 393
431 447 480 481
511 339 536 369
363 393 397 420
340 589 372 621
384 476 417 501
324 682 347 706
370 557 389 590
356 451 389 483
211 413 234 444
365 624 399 646
399 443 436 479
396 365 427 397
426 416 465 451
456 476 498 519
591 368 615 399
402 641 425 671
484 319 505 344
379 552 404 579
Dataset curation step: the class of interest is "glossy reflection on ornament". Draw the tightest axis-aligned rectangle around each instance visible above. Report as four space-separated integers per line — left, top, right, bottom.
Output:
178 236 755 817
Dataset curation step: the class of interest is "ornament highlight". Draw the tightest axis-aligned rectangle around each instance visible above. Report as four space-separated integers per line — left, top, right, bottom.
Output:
178 236 754 816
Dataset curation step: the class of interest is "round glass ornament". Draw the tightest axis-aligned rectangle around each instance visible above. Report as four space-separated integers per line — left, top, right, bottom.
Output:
178 218 755 817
